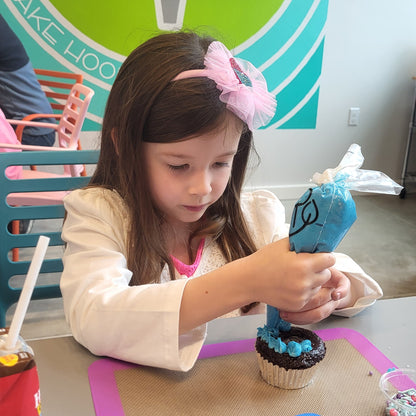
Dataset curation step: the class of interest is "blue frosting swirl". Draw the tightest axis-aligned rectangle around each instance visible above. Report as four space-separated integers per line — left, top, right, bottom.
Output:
257 306 313 358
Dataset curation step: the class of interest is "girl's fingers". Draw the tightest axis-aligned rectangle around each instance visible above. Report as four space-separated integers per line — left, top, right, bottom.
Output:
296 252 336 287
299 287 334 312
309 252 336 272
310 267 332 291
322 268 350 299
281 298 340 325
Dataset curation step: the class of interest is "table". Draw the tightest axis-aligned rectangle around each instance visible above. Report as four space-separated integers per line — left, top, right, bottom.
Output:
29 296 416 416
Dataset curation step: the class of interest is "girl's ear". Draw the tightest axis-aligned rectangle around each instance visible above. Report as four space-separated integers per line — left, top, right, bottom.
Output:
111 128 119 155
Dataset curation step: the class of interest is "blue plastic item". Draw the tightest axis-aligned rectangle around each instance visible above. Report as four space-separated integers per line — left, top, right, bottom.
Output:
266 145 403 337
289 144 402 254
289 181 357 253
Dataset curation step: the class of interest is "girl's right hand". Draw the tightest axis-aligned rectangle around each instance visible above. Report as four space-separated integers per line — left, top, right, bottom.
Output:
179 237 335 334
242 237 336 312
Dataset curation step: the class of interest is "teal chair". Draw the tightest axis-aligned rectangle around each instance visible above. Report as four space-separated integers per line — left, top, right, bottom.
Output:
0 149 99 327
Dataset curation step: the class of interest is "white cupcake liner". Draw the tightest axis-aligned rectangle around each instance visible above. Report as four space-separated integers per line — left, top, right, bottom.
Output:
256 352 320 389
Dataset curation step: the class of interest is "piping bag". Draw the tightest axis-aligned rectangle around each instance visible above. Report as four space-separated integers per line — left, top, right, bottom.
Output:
288 143 402 253
266 144 403 330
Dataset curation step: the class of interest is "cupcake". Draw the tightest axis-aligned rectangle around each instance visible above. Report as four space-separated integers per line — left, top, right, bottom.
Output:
255 306 326 389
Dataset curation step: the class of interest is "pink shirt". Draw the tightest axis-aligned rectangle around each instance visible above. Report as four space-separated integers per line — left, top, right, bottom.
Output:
170 239 205 277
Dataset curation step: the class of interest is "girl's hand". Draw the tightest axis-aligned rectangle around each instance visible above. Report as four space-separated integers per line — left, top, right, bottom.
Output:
245 238 336 312
279 268 353 325
180 238 340 334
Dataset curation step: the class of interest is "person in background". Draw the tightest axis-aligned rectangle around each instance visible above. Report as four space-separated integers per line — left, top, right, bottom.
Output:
0 14 57 234
0 14 55 147
60 31 382 372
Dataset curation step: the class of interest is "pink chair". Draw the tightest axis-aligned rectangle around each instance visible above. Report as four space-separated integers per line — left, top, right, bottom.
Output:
7 83 94 176
0 108 22 181
14 69 84 141
0 83 94 260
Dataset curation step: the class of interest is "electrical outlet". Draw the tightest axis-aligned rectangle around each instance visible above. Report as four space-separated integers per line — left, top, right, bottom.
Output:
348 107 360 126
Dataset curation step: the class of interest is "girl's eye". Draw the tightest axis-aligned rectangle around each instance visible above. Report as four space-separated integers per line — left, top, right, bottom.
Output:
168 164 189 171
214 162 230 168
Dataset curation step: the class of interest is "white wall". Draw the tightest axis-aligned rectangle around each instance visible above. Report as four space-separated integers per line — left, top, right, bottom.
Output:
245 0 416 199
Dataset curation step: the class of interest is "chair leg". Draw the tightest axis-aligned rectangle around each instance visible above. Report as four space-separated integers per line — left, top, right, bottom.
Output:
12 220 20 262
77 141 87 176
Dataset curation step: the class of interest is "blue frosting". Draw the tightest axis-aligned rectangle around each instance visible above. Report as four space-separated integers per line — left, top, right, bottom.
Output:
288 180 357 253
287 341 302 357
301 339 312 352
257 306 312 358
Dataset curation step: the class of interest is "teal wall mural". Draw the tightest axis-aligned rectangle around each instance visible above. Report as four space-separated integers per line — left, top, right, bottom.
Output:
0 0 328 131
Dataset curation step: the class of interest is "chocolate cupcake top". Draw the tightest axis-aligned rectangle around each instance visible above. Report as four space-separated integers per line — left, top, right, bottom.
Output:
256 327 326 370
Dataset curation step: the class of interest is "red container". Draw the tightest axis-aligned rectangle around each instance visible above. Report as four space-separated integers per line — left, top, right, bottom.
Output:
0 328 41 415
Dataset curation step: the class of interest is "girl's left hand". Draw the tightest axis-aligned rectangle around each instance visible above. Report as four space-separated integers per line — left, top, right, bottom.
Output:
279 268 352 325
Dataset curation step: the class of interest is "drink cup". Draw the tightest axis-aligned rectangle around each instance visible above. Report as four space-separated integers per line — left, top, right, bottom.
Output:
0 236 49 415
0 327 41 415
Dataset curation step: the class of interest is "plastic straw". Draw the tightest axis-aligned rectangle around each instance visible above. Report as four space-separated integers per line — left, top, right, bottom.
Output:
5 235 50 350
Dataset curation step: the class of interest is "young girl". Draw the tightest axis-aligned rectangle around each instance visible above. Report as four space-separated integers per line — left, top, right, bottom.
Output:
61 31 382 371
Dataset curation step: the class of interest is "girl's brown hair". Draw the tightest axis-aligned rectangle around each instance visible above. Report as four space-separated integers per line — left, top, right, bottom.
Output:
89 32 258 300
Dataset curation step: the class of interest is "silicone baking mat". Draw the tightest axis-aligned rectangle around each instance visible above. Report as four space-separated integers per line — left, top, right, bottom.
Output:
88 328 397 415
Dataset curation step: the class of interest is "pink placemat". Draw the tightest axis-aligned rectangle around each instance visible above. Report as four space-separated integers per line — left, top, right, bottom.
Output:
88 328 397 416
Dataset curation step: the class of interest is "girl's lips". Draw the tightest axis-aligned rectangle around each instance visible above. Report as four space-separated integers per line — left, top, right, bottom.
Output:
183 204 207 212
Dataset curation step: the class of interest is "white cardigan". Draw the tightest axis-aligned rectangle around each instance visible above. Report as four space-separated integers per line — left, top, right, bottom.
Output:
61 188 382 371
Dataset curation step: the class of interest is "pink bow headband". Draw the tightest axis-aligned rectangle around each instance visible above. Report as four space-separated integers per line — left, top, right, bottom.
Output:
173 41 277 130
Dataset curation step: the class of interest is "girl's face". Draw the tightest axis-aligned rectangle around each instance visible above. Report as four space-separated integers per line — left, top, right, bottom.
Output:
144 116 242 230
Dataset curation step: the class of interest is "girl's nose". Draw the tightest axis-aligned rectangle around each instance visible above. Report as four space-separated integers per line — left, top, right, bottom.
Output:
188 170 212 196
